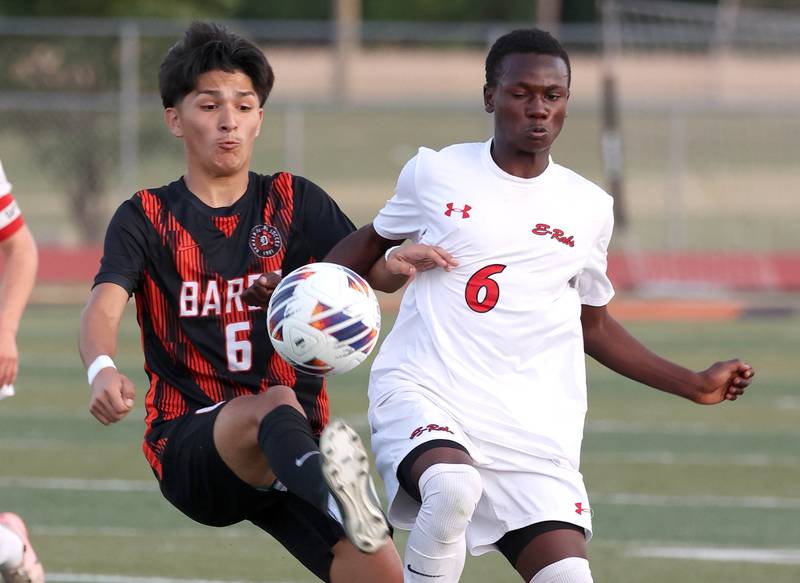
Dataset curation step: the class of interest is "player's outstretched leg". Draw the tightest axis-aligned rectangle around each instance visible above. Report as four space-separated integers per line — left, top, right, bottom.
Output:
0 513 45 583
218 391 391 555
320 419 390 554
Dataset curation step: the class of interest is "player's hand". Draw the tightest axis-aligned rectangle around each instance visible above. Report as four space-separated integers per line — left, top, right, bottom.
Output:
385 244 458 278
243 271 282 309
89 368 136 425
0 331 19 387
693 359 754 405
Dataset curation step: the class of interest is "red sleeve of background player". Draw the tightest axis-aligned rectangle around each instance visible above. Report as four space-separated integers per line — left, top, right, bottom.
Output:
0 193 25 242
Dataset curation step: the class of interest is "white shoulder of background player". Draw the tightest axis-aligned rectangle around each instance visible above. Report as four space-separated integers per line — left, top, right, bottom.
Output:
0 159 11 195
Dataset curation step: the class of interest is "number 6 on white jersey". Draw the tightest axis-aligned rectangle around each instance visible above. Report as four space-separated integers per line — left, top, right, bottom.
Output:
465 264 506 313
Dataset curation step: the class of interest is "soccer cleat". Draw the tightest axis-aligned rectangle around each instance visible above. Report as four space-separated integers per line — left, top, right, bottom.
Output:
0 513 44 583
320 419 390 554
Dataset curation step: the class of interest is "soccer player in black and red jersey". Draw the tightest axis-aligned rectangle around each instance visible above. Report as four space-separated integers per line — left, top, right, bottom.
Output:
78 22 402 583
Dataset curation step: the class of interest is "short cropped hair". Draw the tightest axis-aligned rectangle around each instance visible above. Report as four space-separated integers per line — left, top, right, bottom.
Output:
485 28 571 88
159 22 275 108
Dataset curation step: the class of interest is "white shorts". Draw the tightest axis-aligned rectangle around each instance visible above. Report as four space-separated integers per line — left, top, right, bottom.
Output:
368 389 593 556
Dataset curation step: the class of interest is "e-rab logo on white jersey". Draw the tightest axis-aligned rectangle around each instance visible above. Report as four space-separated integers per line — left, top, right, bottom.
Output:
532 223 575 248
249 224 282 258
409 423 455 440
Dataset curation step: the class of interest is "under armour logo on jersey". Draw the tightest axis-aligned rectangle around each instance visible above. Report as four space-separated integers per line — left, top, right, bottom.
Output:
575 502 593 515
444 202 471 218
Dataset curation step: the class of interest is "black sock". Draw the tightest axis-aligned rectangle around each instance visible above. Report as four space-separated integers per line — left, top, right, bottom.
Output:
258 405 330 514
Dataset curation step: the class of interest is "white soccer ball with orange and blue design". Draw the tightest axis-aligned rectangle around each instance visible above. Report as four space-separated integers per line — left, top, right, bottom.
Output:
267 262 381 376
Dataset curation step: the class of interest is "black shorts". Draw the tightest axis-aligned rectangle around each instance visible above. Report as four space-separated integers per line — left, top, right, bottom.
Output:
155 403 342 582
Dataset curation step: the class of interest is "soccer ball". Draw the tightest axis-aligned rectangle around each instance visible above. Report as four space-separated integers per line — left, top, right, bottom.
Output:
267 262 381 376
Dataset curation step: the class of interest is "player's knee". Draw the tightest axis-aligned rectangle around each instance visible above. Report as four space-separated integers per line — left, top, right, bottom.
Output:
530 557 593 583
219 389 304 443
417 464 482 543
245 386 303 420
261 384 300 408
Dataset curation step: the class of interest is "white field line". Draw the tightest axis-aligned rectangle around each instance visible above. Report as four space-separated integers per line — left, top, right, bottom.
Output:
6 441 800 471
0 476 156 492
351 416 739 437
775 396 800 410
0 438 130 450
39 550 800 580
32 526 254 539
593 492 800 510
626 545 800 565
585 452 800 468
41 549 800 580
47 574 297 583
0 410 104 420
347 415 800 439
5 475 800 512
585 419 800 436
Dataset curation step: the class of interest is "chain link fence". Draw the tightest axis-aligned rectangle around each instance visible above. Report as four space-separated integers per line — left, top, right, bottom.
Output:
1 4 799 284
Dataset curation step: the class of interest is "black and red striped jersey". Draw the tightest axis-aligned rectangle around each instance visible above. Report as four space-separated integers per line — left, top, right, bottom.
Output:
94 171 355 475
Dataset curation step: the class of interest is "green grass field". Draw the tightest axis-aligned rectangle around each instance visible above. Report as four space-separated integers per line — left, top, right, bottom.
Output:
2 304 799 582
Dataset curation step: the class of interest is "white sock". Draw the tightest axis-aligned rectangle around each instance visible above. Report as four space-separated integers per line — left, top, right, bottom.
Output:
0 524 24 571
531 557 593 583
403 464 482 582
405 528 467 582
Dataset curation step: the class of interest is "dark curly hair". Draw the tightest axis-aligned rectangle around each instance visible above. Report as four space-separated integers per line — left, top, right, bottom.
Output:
159 22 274 108
485 29 571 87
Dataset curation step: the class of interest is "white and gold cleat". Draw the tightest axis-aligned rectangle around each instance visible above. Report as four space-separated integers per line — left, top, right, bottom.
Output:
320 418 390 553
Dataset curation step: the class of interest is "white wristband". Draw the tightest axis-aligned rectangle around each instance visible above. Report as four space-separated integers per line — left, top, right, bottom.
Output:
384 245 402 263
87 355 116 385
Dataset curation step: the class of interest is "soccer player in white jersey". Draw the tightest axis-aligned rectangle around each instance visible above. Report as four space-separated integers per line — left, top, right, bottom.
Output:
0 159 44 583
324 29 755 583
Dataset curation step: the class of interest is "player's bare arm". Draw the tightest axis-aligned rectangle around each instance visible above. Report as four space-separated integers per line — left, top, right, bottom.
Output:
324 223 457 293
79 283 136 425
324 224 390 280
0 225 37 386
581 304 754 404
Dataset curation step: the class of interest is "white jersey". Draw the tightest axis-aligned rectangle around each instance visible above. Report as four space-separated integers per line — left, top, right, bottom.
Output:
0 159 19 398
0 160 11 195
370 139 615 469
0 159 23 242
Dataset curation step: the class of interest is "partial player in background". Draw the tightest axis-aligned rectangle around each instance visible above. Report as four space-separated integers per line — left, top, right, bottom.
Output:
78 23 401 583
325 29 755 583
0 160 44 583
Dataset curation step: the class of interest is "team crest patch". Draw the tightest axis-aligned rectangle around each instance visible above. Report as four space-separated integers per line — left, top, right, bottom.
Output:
249 224 282 258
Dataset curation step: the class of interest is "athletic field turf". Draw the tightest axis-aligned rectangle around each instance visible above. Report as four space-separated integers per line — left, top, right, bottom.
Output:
1 304 798 582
